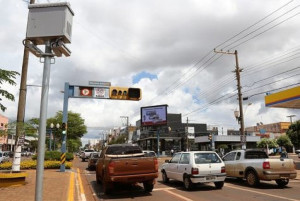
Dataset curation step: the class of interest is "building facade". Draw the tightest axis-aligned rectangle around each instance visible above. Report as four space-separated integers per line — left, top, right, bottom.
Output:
245 122 291 139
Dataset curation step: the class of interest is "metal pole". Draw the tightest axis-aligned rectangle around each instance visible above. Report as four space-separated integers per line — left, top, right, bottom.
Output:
60 82 69 172
50 128 52 151
157 129 160 157
35 40 52 201
186 117 189 151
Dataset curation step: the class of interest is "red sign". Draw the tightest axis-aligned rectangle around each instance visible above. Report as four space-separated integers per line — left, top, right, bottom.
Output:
79 87 93 97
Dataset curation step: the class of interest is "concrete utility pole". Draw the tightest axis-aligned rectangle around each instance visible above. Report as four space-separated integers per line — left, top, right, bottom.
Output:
120 116 129 142
13 0 35 172
186 117 189 151
214 49 246 149
287 115 296 124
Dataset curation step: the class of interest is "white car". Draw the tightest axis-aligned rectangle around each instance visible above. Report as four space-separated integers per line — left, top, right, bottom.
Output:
0 151 9 163
161 151 226 190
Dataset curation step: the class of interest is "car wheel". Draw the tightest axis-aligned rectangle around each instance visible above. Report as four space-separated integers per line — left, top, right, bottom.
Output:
82 158 85 162
102 180 113 194
275 179 289 187
246 171 260 187
214 181 224 189
183 176 193 190
143 181 154 192
96 172 101 184
162 171 169 183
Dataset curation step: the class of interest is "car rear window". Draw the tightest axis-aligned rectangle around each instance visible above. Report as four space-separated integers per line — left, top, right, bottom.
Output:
245 151 268 159
106 146 142 155
85 150 94 152
194 153 221 164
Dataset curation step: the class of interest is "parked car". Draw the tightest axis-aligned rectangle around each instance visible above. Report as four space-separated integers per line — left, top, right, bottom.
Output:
88 152 100 170
0 151 10 163
96 144 158 194
161 151 226 190
222 149 297 187
295 149 300 154
81 149 94 162
143 150 157 157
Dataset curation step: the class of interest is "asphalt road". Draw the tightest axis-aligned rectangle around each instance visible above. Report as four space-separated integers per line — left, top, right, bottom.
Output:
75 156 300 201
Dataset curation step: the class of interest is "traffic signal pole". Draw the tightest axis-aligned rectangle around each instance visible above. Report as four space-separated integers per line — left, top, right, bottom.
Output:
60 82 69 172
214 49 246 149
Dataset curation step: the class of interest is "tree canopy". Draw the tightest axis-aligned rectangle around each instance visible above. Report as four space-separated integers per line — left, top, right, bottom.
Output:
286 120 300 149
257 138 278 149
276 135 293 148
0 68 20 112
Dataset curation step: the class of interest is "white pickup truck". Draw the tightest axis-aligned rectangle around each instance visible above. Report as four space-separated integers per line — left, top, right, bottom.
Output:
222 149 297 187
161 151 226 190
80 149 94 162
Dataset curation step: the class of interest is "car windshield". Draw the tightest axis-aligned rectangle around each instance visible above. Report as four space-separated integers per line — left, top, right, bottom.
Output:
194 153 221 164
0 153 2 157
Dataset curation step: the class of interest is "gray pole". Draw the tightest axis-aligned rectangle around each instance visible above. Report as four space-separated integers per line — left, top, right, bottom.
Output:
35 41 52 201
60 82 69 172
234 50 246 149
157 129 160 157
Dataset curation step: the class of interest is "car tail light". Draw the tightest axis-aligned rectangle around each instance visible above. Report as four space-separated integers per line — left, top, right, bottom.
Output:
108 161 115 175
154 158 158 172
263 161 270 169
191 167 199 175
221 166 226 173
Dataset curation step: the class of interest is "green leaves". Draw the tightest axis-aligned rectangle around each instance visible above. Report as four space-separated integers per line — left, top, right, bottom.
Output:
0 68 20 112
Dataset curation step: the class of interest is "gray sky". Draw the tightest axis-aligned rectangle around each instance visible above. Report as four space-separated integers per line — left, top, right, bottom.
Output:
1 0 300 145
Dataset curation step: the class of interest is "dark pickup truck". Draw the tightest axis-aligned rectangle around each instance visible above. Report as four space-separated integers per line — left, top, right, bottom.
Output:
95 144 158 194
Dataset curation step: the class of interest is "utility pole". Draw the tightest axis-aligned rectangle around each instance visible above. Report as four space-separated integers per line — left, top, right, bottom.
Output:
13 0 35 172
214 49 246 149
287 115 296 124
120 116 129 142
186 117 189 151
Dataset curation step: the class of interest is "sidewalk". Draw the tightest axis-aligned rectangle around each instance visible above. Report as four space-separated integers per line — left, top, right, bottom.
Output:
0 169 71 201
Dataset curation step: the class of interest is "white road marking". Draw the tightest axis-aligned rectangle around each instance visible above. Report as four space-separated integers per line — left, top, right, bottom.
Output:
164 189 194 201
225 183 300 201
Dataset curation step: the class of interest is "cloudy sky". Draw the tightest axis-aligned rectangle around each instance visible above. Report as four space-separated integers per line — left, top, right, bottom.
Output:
1 0 300 145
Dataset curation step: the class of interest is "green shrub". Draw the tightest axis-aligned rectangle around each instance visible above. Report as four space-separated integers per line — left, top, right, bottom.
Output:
0 160 72 170
32 151 74 161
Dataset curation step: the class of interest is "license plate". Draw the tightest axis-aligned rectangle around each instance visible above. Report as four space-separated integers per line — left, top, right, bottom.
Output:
280 174 289 178
206 176 215 180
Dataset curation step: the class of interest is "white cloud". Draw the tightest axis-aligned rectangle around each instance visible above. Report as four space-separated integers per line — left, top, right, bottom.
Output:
1 0 299 142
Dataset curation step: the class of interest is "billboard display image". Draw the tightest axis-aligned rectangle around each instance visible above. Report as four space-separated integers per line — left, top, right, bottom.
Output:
141 105 167 126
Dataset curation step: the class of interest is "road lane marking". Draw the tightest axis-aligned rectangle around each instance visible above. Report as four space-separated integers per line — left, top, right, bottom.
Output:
67 172 74 201
77 168 87 201
225 183 300 201
153 187 176 191
164 189 194 201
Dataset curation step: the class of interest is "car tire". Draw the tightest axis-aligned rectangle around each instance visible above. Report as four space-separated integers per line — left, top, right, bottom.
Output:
102 180 113 194
275 179 289 187
246 170 260 187
162 171 169 183
143 181 154 192
96 172 101 184
214 181 224 189
183 175 193 190
82 158 85 162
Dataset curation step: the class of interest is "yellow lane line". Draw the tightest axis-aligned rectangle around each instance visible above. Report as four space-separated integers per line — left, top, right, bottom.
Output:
226 183 300 201
67 172 74 201
77 168 87 201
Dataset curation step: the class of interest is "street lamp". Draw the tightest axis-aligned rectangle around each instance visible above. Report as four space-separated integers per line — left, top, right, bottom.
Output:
49 123 54 151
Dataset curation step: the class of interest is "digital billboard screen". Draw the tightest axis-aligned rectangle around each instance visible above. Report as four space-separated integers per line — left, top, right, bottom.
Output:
141 105 168 126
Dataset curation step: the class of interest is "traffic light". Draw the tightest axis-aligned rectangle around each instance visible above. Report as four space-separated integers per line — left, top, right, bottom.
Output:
208 134 212 141
109 87 142 101
61 123 67 134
